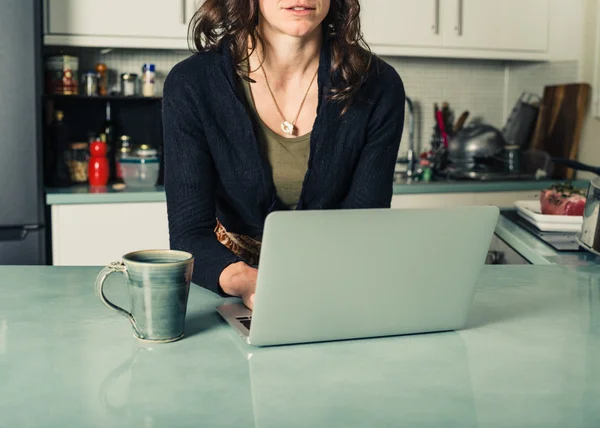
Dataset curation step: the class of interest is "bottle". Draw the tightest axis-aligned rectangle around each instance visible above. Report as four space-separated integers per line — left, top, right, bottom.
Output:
99 101 117 182
88 140 109 187
95 63 108 96
116 135 132 181
48 110 72 187
142 63 156 97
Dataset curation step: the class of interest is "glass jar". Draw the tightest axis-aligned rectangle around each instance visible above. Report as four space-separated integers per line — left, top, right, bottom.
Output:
121 73 139 96
82 71 98 96
65 142 89 184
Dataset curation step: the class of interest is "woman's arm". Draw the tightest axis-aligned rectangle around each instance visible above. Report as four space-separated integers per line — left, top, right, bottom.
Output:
163 68 247 295
340 68 405 209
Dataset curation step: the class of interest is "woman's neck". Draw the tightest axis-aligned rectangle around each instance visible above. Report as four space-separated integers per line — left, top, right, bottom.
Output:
254 19 322 81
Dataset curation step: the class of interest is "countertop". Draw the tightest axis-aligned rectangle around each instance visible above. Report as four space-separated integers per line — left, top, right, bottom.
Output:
495 214 600 266
2 265 600 427
45 180 589 205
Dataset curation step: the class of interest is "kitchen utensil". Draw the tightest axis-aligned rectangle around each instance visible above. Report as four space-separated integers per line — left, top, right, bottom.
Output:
502 92 540 150
551 158 600 176
454 111 470 134
95 249 194 343
579 177 600 255
514 200 583 232
448 124 506 165
88 140 109 187
436 109 449 148
543 158 600 255
529 84 591 179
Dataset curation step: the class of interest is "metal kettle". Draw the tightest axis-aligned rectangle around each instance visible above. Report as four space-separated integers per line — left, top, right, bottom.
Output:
448 124 506 168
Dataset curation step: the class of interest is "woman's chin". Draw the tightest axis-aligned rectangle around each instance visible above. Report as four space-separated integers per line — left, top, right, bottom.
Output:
279 23 322 39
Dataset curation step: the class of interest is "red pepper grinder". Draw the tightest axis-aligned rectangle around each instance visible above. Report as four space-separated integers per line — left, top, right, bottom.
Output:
88 139 109 187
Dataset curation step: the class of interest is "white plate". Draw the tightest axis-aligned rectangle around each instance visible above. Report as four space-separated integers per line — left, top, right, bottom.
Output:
514 200 583 232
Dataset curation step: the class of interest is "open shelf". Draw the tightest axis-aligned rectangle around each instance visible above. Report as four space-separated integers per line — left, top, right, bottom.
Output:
44 94 162 101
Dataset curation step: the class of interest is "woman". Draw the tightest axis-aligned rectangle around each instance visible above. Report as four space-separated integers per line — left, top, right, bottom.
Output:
163 0 405 309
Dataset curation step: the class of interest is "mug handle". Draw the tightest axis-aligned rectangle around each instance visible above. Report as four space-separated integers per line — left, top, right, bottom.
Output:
95 261 142 337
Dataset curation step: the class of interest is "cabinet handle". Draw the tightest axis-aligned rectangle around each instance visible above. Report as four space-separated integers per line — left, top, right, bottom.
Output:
432 0 440 34
181 0 187 24
455 0 464 35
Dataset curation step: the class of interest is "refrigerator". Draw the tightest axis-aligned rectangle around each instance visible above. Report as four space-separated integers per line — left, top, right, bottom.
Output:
0 0 47 264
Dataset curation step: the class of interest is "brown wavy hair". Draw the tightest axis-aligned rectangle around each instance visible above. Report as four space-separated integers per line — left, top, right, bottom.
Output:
189 0 372 110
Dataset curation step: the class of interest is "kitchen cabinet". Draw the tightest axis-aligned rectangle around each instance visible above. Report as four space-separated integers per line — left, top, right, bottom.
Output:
361 0 550 60
44 0 201 49
361 0 443 48
442 0 549 52
51 202 169 266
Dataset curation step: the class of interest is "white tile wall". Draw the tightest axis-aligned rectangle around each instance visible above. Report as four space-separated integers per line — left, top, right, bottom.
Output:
505 60 580 115
44 47 580 157
384 56 506 156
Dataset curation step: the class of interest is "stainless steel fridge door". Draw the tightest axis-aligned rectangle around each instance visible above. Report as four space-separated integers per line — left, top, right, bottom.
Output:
0 0 45 226
0 227 46 265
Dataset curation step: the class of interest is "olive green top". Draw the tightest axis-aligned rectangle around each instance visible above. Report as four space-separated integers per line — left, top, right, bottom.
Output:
241 77 311 210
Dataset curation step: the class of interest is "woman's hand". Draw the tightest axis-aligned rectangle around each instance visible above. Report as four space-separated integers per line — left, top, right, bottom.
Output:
219 262 258 309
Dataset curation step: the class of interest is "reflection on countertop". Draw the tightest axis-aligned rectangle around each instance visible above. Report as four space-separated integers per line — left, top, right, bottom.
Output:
46 185 166 205
2 265 600 427
392 179 589 195
46 179 590 205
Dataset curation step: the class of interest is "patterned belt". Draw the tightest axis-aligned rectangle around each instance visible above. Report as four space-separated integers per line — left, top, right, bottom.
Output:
214 219 261 266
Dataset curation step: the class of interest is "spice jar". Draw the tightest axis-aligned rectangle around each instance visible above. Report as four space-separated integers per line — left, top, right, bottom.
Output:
82 71 98 96
121 73 138 96
65 142 89 184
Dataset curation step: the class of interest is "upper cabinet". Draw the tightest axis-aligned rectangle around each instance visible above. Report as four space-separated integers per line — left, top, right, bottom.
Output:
442 0 549 52
361 0 551 61
361 0 443 48
45 0 550 60
44 0 202 49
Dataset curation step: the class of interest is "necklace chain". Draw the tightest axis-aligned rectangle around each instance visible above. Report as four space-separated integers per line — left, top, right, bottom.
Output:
258 57 318 136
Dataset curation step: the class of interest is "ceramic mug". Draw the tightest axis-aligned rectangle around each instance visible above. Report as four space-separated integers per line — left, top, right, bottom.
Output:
95 249 194 343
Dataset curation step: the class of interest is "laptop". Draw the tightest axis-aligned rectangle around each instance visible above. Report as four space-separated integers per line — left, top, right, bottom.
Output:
217 206 499 347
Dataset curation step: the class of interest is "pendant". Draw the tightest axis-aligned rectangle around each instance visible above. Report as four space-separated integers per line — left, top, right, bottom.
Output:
281 121 294 135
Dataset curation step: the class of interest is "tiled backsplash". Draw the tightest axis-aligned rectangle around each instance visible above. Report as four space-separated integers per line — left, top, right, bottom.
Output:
46 47 579 156
384 56 506 156
505 60 580 114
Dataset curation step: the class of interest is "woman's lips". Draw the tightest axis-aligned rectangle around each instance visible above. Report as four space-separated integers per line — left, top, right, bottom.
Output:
284 6 316 16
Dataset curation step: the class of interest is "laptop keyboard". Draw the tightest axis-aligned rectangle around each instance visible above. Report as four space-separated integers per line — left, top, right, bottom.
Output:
236 316 251 330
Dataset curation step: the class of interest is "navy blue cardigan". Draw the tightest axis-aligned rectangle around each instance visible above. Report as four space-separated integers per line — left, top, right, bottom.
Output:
163 39 405 294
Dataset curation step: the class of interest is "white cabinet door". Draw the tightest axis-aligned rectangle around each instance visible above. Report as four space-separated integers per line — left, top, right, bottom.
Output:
361 0 443 48
47 0 190 39
51 202 170 266
442 0 549 52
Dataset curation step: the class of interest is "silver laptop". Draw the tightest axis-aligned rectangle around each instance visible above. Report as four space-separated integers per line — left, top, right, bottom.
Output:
217 206 499 347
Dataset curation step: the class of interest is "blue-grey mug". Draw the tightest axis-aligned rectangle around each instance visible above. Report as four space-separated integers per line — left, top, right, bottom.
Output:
95 249 194 343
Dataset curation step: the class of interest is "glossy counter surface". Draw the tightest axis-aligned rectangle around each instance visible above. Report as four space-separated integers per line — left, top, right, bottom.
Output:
46 180 589 205
1 266 600 427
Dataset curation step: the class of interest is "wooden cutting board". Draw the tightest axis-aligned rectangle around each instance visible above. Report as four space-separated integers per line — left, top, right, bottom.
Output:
529 83 591 179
